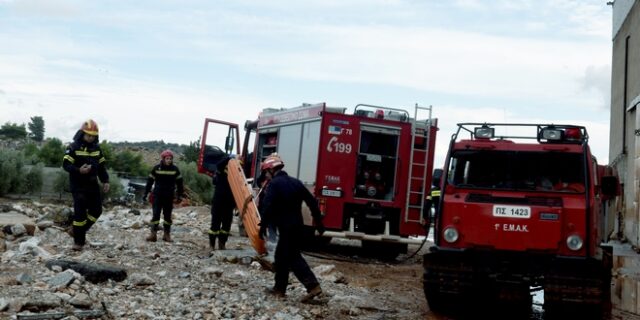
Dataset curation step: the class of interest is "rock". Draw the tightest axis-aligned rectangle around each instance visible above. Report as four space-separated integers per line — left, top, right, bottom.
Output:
201 267 223 278
179 271 191 278
0 212 36 236
16 273 33 285
314 264 347 284
45 259 127 283
69 293 93 308
0 298 8 311
129 273 155 286
21 292 63 312
11 223 27 236
47 270 76 290
18 237 52 259
36 220 54 230
54 292 72 302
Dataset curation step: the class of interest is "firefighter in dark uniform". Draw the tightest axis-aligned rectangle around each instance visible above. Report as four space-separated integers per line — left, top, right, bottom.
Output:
425 175 441 224
259 154 325 302
62 119 110 251
208 155 236 250
143 149 184 242
257 157 278 243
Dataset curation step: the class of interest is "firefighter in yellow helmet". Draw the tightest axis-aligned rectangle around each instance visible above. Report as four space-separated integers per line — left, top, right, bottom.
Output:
259 153 325 302
62 119 110 251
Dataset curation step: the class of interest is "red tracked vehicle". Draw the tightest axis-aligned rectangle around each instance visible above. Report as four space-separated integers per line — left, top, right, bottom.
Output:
198 103 438 256
423 123 620 316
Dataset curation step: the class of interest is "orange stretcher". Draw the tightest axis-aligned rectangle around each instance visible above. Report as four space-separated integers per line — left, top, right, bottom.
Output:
226 158 267 255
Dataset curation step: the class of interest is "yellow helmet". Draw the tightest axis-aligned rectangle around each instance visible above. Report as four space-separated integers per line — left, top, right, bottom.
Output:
81 119 99 136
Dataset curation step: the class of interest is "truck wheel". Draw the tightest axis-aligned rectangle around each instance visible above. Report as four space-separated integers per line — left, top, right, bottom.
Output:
423 267 455 314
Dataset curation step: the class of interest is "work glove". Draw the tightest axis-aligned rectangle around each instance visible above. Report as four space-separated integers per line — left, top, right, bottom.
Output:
142 194 148 203
314 218 325 236
259 223 268 240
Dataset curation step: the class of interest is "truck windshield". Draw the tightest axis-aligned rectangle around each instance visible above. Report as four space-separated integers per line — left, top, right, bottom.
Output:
448 150 586 193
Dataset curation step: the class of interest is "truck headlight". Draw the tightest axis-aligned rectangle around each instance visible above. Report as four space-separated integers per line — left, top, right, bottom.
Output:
566 234 583 251
443 227 459 243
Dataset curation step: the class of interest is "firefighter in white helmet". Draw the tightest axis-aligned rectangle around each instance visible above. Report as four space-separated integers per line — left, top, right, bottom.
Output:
259 153 325 302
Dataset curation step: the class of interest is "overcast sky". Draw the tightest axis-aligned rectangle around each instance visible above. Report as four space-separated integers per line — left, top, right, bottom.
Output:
0 0 613 167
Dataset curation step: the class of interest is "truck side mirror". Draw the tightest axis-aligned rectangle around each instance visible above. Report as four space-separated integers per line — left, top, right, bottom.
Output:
225 136 234 153
600 176 619 199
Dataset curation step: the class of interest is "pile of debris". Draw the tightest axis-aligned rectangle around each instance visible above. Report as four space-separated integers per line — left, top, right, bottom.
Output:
0 200 425 319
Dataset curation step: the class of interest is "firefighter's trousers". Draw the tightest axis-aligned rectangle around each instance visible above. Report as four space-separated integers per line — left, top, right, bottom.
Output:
274 226 319 292
71 189 103 246
209 201 233 243
151 195 173 232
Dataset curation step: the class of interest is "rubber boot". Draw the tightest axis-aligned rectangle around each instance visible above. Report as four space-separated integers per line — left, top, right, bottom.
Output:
300 285 322 303
162 230 172 242
218 240 226 250
209 234 216 249
146 230 157 242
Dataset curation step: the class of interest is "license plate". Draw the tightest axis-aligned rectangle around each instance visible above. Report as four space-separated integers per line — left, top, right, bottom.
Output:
492 205 531 219
321 189 342 197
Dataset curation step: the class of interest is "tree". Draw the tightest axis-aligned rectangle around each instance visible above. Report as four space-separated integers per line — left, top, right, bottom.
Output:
110 150 149 177
28 116 45 142
23 142 40 164
38 138 65 167
0 122 27 139
183 137 201 163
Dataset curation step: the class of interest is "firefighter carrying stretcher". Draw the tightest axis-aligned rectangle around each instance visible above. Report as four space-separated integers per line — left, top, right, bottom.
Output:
208 154 237 250
259 154 325 302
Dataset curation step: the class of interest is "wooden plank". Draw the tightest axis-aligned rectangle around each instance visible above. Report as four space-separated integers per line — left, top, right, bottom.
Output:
226 159 267 255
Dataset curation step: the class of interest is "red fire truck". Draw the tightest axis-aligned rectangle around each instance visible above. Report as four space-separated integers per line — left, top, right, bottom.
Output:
198 103 438 256
423 123 619 316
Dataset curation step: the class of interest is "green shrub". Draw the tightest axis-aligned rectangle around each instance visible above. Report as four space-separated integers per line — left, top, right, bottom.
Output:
53 170 70 196
178 161 213 204
52 168 123 200
38 138 65 167
110 149 150 177
0 149 26 196
23 142 40 164
24 163 44 194
105 169 124 200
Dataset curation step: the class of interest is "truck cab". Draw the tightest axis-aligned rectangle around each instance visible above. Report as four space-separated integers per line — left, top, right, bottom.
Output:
424 123 619 316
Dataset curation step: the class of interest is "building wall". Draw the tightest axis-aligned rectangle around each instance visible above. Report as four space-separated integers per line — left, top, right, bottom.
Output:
610 0 640 315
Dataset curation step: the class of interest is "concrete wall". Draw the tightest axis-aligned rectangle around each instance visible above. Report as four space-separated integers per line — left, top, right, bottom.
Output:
610 0 640 315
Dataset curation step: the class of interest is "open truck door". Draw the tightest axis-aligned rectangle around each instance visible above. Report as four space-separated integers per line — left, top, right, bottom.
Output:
197 118 241 176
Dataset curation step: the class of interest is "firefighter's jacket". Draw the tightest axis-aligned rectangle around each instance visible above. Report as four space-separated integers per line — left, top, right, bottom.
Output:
212 156 233 207
425 186 441 214
145 163 184 198
261 170 322 229
62 130 109 193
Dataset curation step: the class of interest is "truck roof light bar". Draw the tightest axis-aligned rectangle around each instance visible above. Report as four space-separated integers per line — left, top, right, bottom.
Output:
474 126 494 139
453 123 588 144
540 128 563 141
